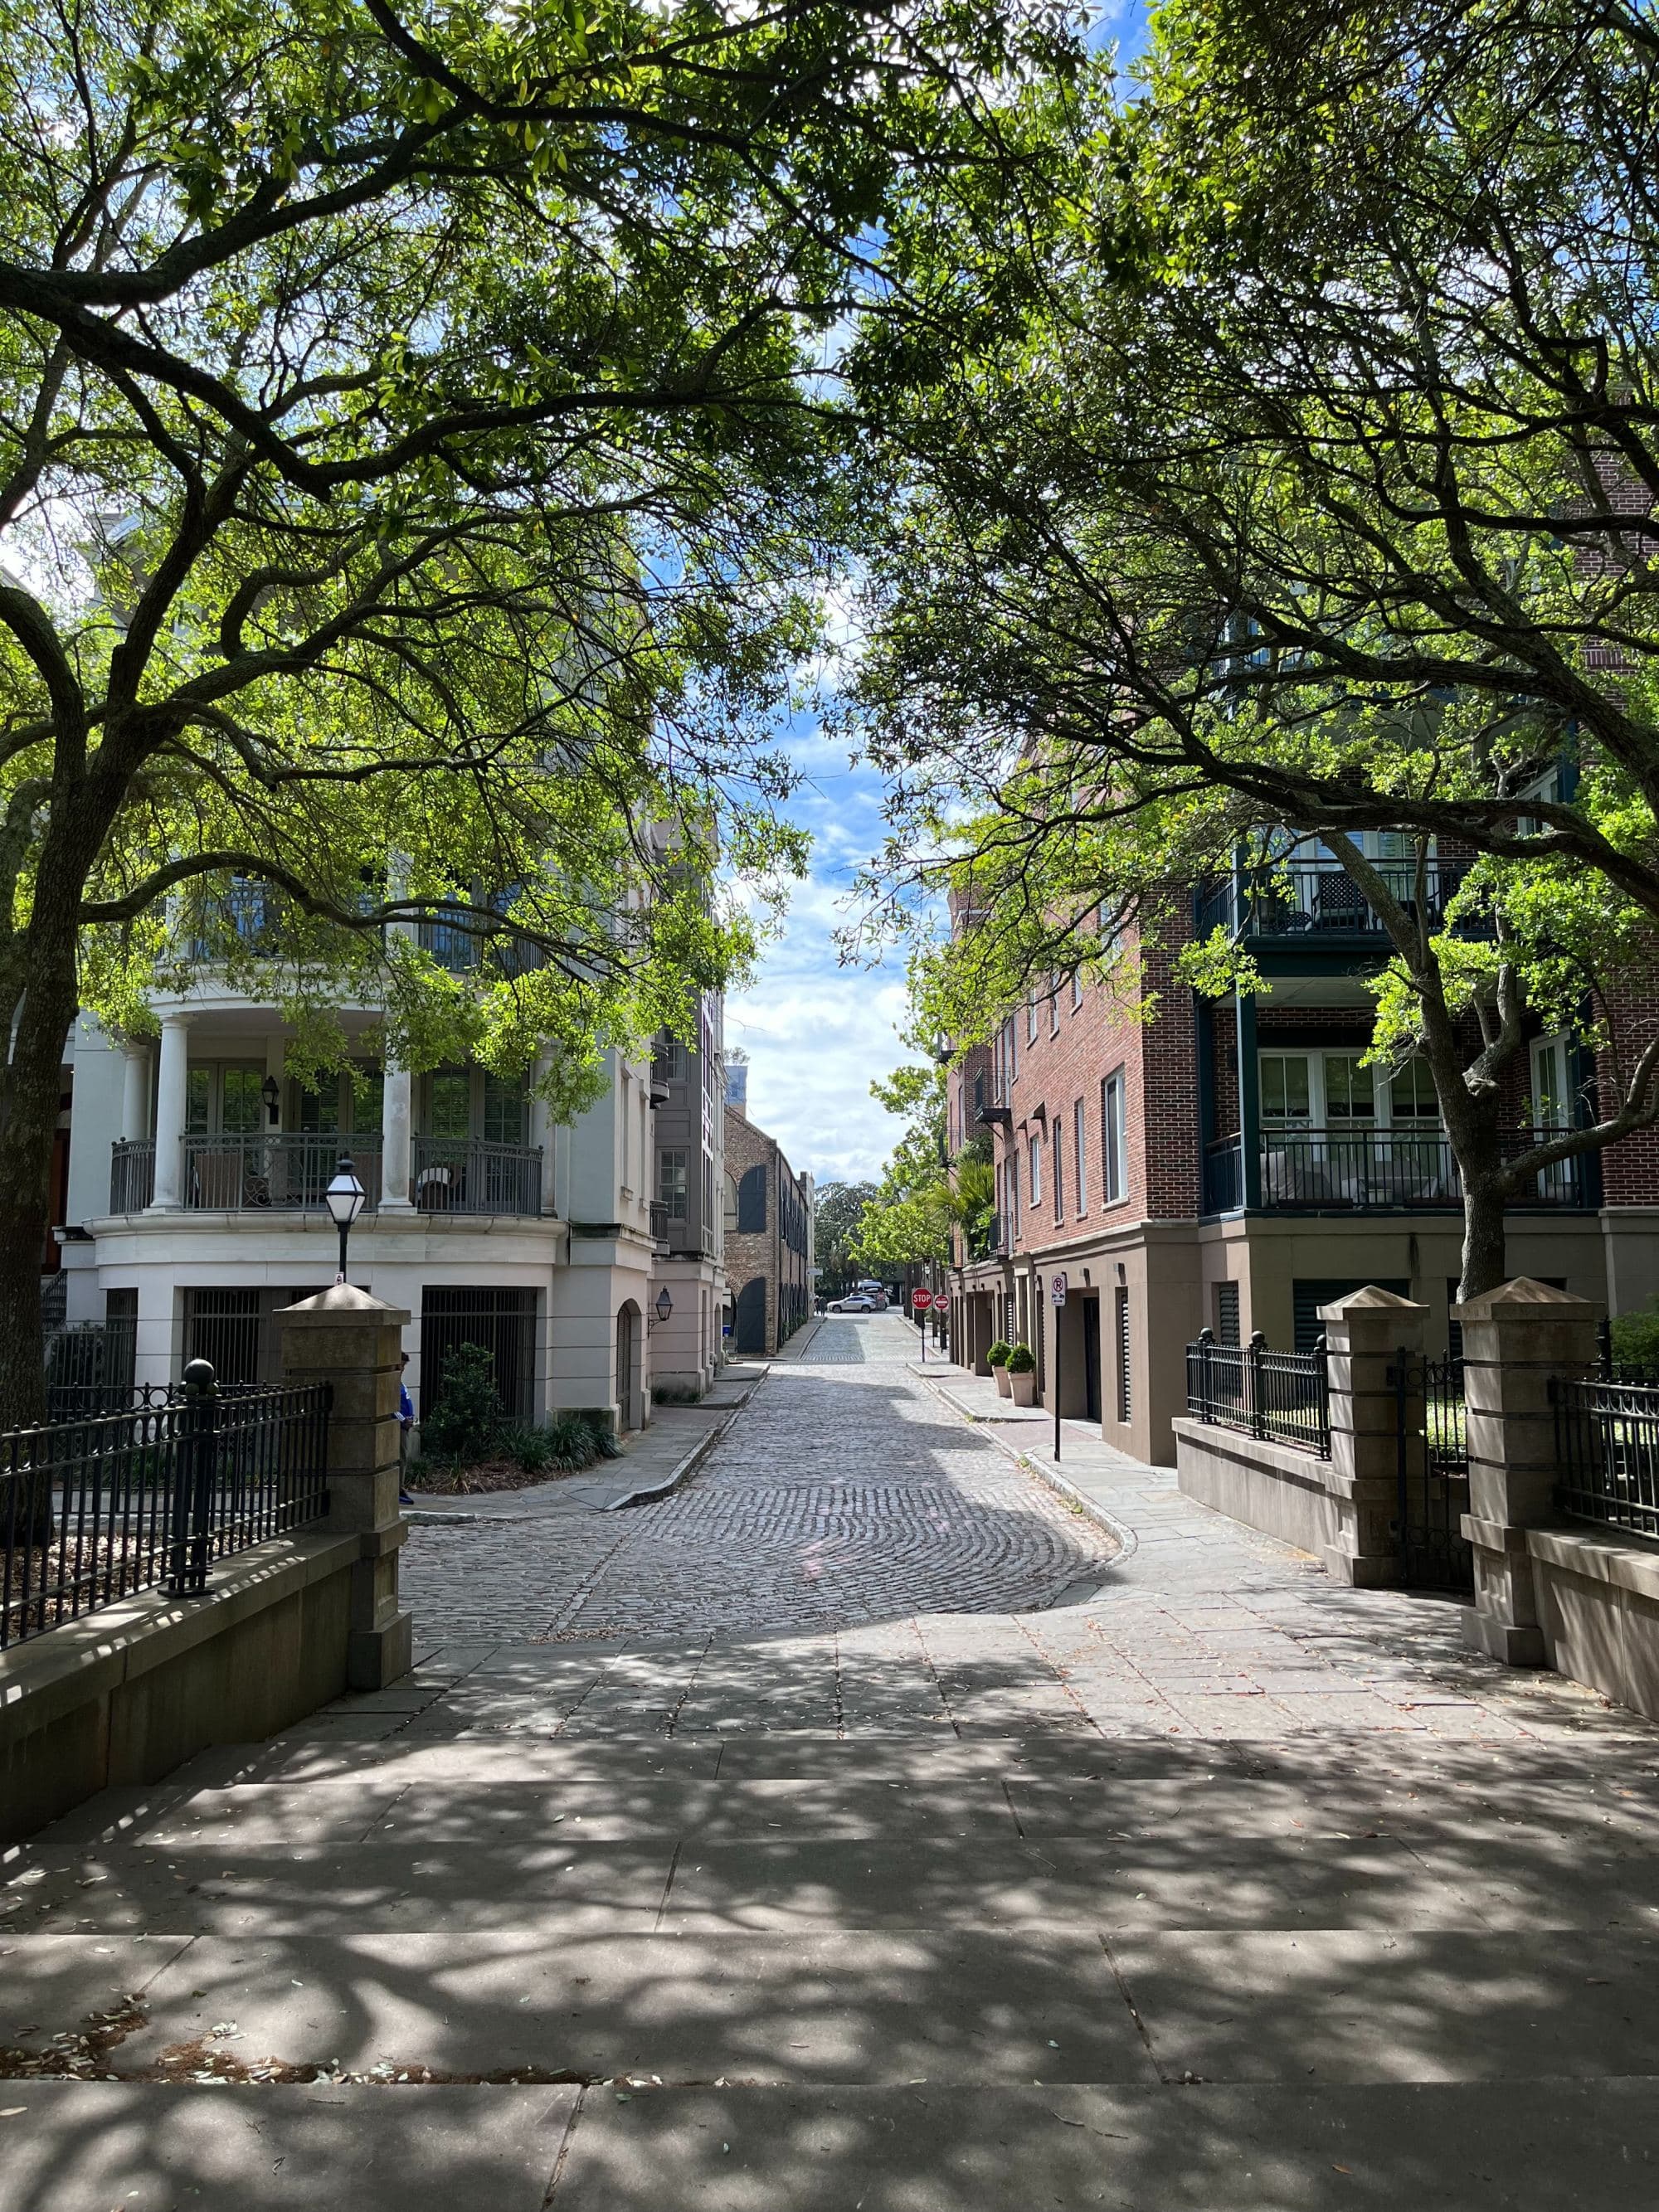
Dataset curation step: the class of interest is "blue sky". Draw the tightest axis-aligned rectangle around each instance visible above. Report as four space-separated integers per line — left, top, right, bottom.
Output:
727 2 1152 1187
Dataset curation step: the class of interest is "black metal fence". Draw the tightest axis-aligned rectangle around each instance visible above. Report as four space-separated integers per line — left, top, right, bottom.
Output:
1186 1329 1331 1456
1389 1350 1473 1589
1 1361 330 1649
419 1289 538 1424
1554 1372 1659 1541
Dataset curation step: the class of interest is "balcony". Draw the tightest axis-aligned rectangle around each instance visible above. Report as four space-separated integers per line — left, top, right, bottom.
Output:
184 883 281 962
1203 1126 1591 1213
185 1133 385 1211
1196 860 1475 944
109 1133 543 1218
412 1137 541 1216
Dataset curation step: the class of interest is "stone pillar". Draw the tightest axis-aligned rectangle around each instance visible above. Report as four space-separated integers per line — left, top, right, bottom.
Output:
1321 1285 1428 1587
120 1044 150 1142
276 1285 413 1689
148 1013 190 1210
1457 1277 1599 1665
380 1064 413 1211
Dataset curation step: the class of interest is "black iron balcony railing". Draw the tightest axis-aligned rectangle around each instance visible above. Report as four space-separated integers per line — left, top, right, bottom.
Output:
184 883 283 960
1204 1125 1592 1212
412 1137 542 1216
1196 859 1476 941
110 1138 157 1213
182 1133 384 1212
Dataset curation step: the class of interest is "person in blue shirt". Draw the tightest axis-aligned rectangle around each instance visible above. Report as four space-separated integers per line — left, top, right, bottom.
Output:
397 1351 415 1506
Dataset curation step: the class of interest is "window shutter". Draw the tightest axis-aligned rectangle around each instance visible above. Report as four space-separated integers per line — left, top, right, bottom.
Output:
737 1163 768 1233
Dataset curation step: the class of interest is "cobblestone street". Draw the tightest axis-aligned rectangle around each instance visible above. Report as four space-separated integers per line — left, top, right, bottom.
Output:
11 1315 1659 2209
400 1313 1116 1645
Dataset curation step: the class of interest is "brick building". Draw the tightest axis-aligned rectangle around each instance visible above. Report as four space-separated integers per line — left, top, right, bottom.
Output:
722 1079 813 1354
947 854 1659 1466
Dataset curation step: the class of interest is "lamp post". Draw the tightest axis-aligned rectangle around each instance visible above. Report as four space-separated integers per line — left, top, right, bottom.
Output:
324 1155 367 1284
650 1286 673 1331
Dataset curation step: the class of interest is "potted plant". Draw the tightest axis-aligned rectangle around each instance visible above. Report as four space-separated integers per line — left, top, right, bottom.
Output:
987 1339 1013 1397
1005 1342 1038 1407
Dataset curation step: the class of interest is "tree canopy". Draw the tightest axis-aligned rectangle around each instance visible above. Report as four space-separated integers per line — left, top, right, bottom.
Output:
847 0 1659 1294
0 0 1083 1413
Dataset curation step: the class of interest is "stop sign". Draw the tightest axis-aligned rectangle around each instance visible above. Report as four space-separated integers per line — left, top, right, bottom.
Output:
911 1287 933 1311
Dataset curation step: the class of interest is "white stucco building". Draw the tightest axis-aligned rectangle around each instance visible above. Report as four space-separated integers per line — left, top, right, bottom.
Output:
55 920 727 1433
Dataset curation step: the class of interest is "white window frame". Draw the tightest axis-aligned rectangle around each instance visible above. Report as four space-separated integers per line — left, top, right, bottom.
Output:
1029 1130 1043 1208
1102 1069 1127 1205
1073 1098 1087 1216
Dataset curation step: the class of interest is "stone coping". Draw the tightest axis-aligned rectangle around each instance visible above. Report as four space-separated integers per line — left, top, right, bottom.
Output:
1526 1521 1659 1604
1170 1417 1350 1497
0 1529 360 1745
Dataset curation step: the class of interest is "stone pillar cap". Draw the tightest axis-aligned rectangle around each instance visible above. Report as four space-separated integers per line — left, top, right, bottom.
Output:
1317 1284 1428 1323
1452 1276 1599 1322
278 1284 411 1326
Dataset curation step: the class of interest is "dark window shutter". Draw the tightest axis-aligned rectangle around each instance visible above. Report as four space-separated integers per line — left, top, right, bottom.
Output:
1292 1278 1409 1357
737 1163 767 1233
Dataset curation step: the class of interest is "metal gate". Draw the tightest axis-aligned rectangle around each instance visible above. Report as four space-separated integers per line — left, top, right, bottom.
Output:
1389 1349 1474 1590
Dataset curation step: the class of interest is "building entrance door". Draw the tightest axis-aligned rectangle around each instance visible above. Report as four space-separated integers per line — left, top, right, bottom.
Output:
1081 1296 1102 1424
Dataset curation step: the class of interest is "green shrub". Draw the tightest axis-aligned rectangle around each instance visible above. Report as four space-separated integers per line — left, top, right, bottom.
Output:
986 1339 1011 1368
1004 1342 1036 1375
1611 1300 1659 1366
544 1411 601 1471
653 1383 704 1405
570 1407 623 1459
420 1342 506 1462
500 1422 557 1474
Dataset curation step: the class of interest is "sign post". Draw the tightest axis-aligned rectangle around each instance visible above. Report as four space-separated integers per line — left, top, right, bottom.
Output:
912 1285 932 1361
1049 1273 1068 1461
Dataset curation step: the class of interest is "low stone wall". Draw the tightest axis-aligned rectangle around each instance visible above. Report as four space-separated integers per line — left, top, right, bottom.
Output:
1173 1417 1375 1581
0 1529 359 1847
1522 1523 1659 1723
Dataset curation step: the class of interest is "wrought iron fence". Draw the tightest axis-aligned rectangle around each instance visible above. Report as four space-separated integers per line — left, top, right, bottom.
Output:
109 1138 156 1213
419 1289 538 1424
42 1320 138 1420
1 1362 330 1650
412 1137 541 1216
1185 1328 1331 1456
1388 1349 1472 1589
1205 1126 1592 1213
1197 859 1474 940
182 1133 383 1212
1554 1372 1659 1541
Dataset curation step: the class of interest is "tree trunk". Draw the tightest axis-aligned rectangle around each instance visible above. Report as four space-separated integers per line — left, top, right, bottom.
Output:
0 942 80 1432
1457 1178 1510 1305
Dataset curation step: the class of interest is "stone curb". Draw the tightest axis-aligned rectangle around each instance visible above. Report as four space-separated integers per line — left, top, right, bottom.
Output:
601 1373 767 1511
406 1373 769 1524
907 1363 1140 1569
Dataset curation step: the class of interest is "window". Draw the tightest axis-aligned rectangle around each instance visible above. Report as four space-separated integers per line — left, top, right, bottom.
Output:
1008 1015 1019 1084
1052 1118 1064 1224
1389 1059 1439 1121
1323 1057 1374 1124
1027 991 1039 1045
1073 1098 1087 1216
184 1062 264 1136
653 1038 688 1084
1029 1131 1043 1208
483 1072 527 1145
1258 1054 1312 1125
1048 978 1060 1037
1071 969 1084 1012
723 1171 739 1229
658 1147 688 1219
1102 1069 1127 1203
1531 1034 1573 1129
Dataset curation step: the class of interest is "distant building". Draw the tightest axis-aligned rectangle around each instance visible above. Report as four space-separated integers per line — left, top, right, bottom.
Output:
723 1091 810 1354
648 996 727 1395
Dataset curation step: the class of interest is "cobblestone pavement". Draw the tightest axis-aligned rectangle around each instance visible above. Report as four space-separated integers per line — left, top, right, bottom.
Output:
14 1321 1659 2207
398 1313 1117 1645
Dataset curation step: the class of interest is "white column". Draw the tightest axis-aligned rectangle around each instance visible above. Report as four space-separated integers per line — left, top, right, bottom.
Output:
148 1014 190 1210
381 1062 413 1211
120 1045 150 1141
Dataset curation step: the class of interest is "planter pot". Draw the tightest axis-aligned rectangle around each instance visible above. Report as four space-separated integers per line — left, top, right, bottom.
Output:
1009 1370 1037 1407
992 1364 1012 1398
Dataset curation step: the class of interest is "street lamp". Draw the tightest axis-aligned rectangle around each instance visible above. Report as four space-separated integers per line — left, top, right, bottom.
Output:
650 1286 673 1330
324 1155 367 1284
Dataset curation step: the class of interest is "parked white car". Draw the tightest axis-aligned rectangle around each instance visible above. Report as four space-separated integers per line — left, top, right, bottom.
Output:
827 1293 878 1313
